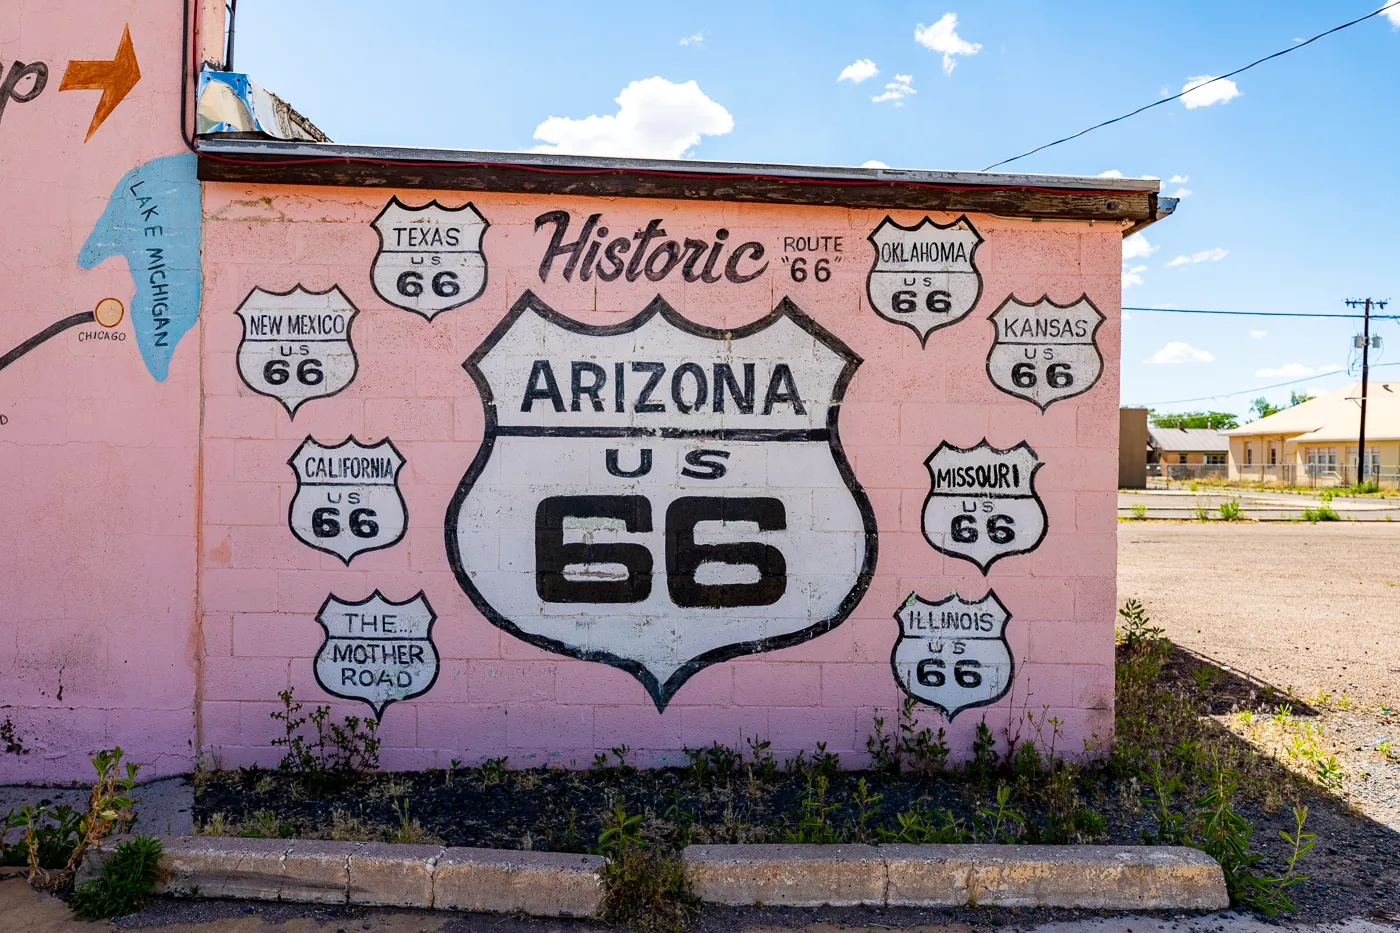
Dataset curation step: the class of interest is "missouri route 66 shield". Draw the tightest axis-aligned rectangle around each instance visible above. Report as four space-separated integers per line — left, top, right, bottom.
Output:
288 437 407 564
892 590 1013 719
986 295 1106 411
370 197 488 319
314 591 440 719
235 285 359 417
445 290 878 711
922 440 1046 573
866 215 982 344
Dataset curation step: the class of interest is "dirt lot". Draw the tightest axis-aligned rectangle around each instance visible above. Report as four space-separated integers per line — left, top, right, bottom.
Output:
1118 522 1400 710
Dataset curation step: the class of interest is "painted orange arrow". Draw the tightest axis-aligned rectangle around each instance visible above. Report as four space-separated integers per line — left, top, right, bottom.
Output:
60 25 141 142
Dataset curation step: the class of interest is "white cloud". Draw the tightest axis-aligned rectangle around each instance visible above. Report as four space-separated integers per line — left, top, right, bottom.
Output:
678 31 706 46
1148 342 1215 364
872 73 916 104
1098 169 1125 179
862 160 890 168
1167 247 1229 267
1181 75 1241 109
1250 330 1268 340
532 77 733 159
1171 187 1192 198
1122 310 1132 321
1168 174 1189 184
1255 362 1344 379
838 59 879 83
1123 264 1147 288
914 13 982 74
1123 233 1157 260
1386 3 1400 27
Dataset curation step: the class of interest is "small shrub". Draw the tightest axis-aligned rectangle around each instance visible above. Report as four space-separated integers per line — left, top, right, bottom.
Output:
70 835 163 920
1 803 82 873
967 722 999 782
1130 503 1148 520
1193 501 1211 521
1218 499 1242 521
877 806 969 844
786 774 839 844
1302 506 1339 522
270 689 380 793
743 734 777 782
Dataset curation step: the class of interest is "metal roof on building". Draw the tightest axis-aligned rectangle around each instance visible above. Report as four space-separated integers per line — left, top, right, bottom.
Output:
1147 426 1231 453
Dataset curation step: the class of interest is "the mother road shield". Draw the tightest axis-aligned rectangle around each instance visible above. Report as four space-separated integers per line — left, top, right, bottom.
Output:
446 291 878 710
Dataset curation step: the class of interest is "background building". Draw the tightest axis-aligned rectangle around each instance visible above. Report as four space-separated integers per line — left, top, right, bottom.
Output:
1147 426 1230 480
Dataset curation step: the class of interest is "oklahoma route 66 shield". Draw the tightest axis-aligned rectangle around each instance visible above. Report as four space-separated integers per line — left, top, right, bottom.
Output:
235 285 359 417
370 197 489 319
288 437 407 564
892 590 1013 719
922 440 1047 573
866 215 982 345
445 291 878 711
986 295 1106 411
314 591 440 719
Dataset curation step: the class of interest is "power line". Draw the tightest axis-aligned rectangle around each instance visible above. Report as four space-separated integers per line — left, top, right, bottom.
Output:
983 0 1400 171
1124 306 1400 320
1135 361 1400 407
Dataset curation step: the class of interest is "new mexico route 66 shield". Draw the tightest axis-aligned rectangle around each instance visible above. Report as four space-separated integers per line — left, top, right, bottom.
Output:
371 197 488 319
314 590 439 719
445 291 878 711
235 285 359 417
986 295 1106 411
892 590 1013 719
288 437 407 564
922 440 1047 574
866 215 982 345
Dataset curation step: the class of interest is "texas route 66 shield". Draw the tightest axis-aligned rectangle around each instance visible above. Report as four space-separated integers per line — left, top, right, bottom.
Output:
314 591 439 719
288 437 407 564
892 590 1013 719
370 197 488 319
986 295 1106 411
866 215 982 344
445 290 878 711
922 440 1047 574
235 285 359 417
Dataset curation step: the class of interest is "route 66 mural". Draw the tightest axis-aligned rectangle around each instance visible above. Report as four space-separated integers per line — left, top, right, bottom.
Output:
445 291 878 710
986 295 1105 410
288 437 407 564
314 591 440 718
892 590 1013 719
922 440 1047 573
370 198 489 319
235 285 359 416
866 215 982 344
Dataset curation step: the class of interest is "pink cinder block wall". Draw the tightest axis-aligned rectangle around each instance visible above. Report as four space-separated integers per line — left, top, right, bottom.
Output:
198 185 1120 770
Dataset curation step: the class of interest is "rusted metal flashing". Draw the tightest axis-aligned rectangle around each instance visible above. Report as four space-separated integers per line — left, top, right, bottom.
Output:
194 138 1166 227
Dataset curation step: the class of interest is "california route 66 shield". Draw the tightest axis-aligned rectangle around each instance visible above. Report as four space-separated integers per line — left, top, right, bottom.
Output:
370 197 489 319
314 591 440 719
922 440 1046 573
288 437 407 564
892 590 1013 719
235 285 359 417
446 290 878 711
866 215 982 344
986 295 1106 411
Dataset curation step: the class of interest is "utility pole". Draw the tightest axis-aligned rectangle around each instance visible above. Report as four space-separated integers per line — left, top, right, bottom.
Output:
1345 298 1388 485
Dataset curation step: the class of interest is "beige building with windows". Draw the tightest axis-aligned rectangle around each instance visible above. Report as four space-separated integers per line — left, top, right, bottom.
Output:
1223 382 1400 487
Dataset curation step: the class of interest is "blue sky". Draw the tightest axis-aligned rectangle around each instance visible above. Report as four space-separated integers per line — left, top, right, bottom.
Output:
232 1 1400 418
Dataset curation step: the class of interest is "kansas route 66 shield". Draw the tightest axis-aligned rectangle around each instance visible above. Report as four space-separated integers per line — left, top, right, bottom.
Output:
288 437 407 564
892 590 1014 719
235 285 358 417
446 291 878 711
314 591 439 719
371 197 488 319
866 215 982 344
922 440 1047 573
986 295 1106 411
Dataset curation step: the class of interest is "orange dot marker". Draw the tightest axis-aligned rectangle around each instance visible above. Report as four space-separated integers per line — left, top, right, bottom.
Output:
94 297 125 328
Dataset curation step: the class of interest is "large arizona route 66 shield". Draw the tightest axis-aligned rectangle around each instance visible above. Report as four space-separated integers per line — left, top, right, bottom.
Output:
922 440 1047 573
866 215 982 344
986 295 1106 411
288 437 407 564
892 590 1013 719
446 291 878 710
370 197 488 319
235 285 359 417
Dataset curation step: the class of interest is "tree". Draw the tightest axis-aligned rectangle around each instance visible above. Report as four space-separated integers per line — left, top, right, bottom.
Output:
1250 397 1283 420
1149 410 1239 430
1288 390 1314 407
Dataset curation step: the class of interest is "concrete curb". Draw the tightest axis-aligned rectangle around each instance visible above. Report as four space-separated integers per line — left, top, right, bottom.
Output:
683 844 1230 910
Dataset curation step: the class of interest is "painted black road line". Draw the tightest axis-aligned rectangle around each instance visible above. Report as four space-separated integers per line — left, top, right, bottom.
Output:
0 312 95 373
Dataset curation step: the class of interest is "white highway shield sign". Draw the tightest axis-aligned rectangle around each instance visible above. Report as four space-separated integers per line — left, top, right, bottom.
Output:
371 197 489 319
986 295 1105 410
235 285 359 417
922 440 1047 573
314 591 439 719
892 590 1013 719
288 437 407 564
866 215 982 344
446 291 878 710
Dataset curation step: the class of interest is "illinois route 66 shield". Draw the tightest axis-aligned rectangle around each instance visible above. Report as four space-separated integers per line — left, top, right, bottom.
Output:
314 591 439 719
288 437 407 564
986 295 1106 411
892 590 1013 719
235 285 359 417
866 215 982 345
370 197 489 319
922 440 1046 574
445 290 878 711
